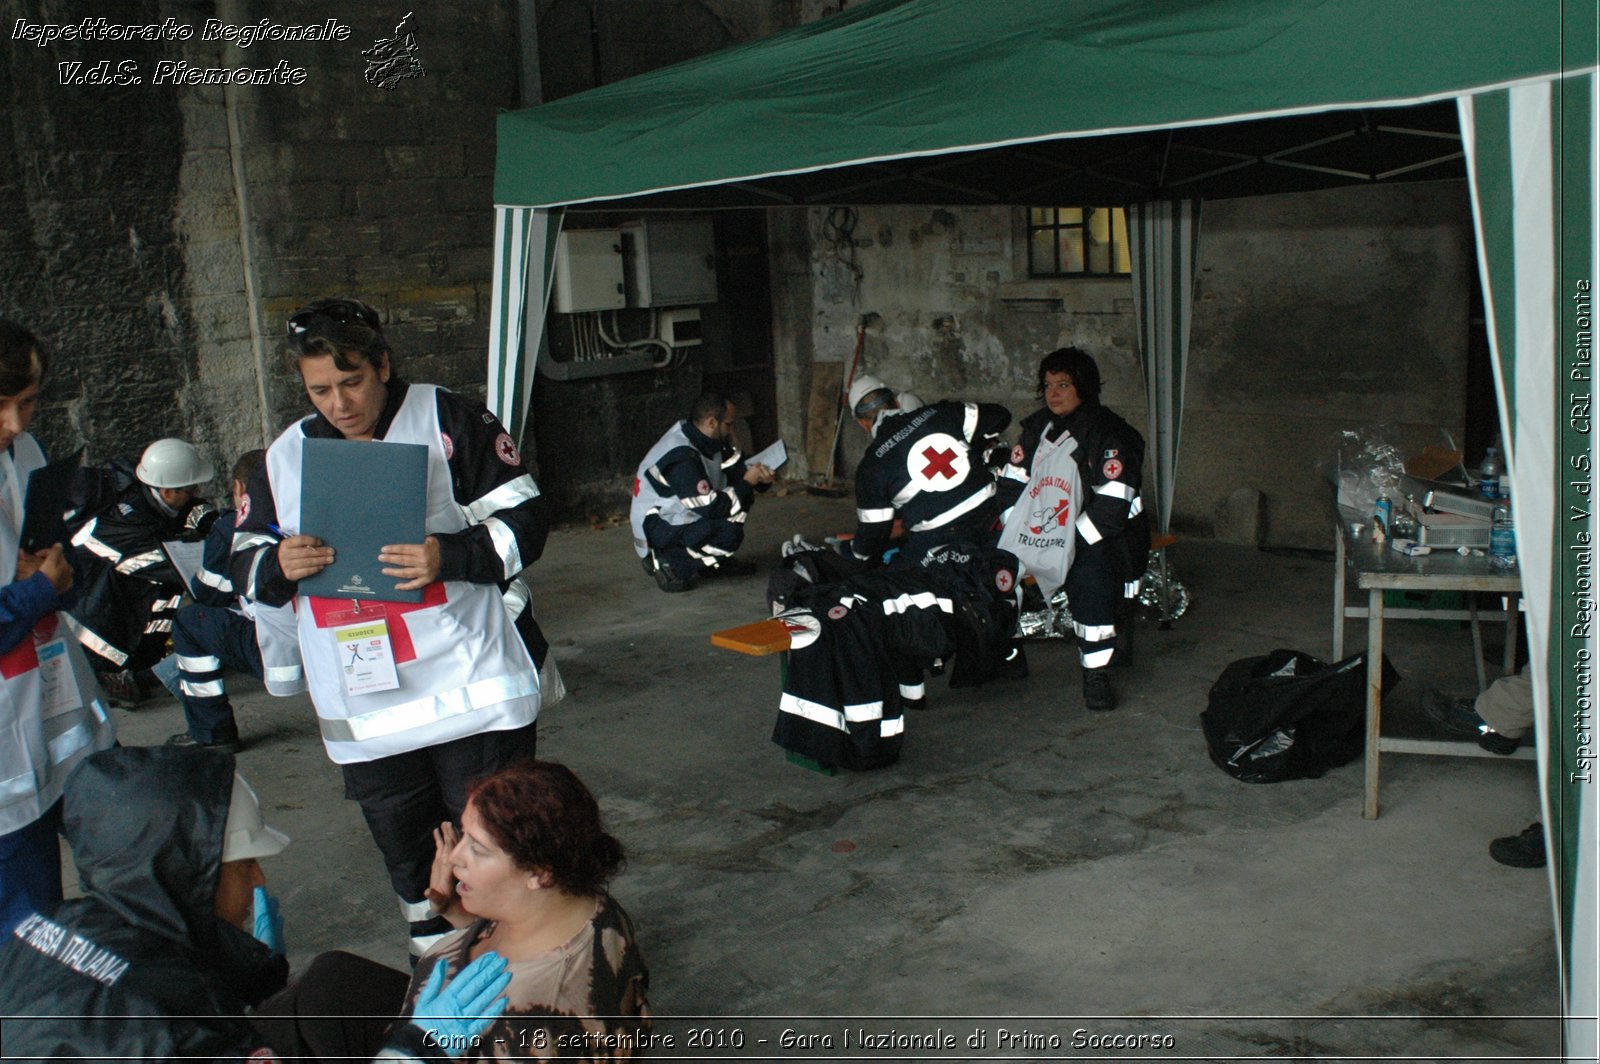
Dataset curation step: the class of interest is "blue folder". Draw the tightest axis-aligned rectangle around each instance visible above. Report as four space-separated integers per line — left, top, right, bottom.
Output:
297 438 428 604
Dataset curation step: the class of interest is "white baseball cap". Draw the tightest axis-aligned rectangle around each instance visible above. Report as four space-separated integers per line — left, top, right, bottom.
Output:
221 773 290 863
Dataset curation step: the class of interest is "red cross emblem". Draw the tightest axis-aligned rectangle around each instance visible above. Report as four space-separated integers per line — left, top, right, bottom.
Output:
921 446 958 479
308 583 447 665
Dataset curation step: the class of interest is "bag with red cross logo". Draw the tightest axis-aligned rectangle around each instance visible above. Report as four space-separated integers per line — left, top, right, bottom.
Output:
997 429 1082 598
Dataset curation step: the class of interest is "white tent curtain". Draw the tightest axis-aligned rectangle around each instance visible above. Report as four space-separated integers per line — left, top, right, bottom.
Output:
1127 199 1202 538
1459 70 1598 1060
487 206 564 445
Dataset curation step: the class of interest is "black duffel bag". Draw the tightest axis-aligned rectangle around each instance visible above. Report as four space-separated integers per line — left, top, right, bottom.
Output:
1201 648 1400 784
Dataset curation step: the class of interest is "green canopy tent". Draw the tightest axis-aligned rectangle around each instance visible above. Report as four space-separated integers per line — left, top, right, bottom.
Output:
488 0 1596 1050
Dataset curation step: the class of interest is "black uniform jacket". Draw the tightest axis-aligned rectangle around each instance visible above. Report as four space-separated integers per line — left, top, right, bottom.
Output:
0 748 290 1062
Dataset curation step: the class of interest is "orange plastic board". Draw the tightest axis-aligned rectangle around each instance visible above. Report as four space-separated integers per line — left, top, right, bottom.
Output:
710 619 792 656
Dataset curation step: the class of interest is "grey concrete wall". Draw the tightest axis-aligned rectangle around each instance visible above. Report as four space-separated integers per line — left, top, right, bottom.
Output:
1 0 205 467
774 182 1473 549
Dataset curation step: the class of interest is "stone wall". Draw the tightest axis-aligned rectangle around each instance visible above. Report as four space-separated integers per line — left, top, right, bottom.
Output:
1 0 520 487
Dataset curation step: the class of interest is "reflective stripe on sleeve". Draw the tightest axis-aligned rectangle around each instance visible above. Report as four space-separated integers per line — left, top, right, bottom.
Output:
1077 513 1103 545
857 506 896 523
482 517 523 580
463 474 541 524
116 550 165 575
908 483 994 531
1095 481 1137 501
881 591 954 616
197 568 233 593
962 402 978 440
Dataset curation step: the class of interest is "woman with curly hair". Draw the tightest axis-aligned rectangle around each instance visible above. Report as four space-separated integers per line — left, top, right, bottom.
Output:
413 760 651 1059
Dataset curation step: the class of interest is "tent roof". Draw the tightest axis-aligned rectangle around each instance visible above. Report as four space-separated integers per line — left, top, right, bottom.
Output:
494 0 1573 210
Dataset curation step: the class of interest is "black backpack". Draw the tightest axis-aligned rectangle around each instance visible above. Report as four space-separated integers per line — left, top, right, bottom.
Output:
1200 648 1399 784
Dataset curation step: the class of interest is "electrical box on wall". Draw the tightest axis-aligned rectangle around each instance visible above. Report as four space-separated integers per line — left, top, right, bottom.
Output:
622 217 718 308
553 229 625 313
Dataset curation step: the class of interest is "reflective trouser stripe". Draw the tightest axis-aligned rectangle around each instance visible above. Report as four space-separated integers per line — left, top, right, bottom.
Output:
899 682 925 700
178 654 221 672
779 692 846 732
881 717 904 737
317 672 537 744
181 679 224 698
843 701 884 723
1082 647 1115 668
1073 622 1117 642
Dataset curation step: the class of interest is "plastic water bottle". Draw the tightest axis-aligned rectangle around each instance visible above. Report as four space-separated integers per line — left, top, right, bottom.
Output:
1490 494 1516 571
1374 493 1392 537
1478 446 1504 499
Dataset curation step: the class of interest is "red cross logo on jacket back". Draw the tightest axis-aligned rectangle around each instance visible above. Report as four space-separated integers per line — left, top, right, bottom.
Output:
921 446 958 479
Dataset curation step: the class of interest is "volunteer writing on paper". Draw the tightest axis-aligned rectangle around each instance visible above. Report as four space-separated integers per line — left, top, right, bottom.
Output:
230 298 551 959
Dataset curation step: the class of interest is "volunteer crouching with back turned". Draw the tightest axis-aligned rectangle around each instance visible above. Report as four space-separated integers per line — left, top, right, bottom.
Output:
0 746 510 1062
231 298 551 960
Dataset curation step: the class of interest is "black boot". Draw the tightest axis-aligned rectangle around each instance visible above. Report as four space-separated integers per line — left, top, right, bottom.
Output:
1082 667 1117 711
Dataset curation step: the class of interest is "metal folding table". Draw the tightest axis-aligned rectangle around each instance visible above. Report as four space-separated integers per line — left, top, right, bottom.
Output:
1331 508 1527 819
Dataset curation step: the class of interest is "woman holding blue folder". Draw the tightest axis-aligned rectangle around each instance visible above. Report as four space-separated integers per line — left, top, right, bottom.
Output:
231 298 552 960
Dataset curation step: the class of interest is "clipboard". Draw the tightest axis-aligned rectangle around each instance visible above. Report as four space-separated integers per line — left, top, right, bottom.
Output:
296 439 428 604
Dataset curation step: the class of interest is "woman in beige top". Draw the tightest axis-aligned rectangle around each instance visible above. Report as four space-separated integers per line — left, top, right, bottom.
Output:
413 760 650 1060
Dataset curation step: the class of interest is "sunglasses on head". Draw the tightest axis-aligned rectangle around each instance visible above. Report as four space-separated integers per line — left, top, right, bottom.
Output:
287 299 381 337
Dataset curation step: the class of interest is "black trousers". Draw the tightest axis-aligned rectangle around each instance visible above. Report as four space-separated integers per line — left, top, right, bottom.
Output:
643 513 745 579
340 721 537 955
252 950 410 1063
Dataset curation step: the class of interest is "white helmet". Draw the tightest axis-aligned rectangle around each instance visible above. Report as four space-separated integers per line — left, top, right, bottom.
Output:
847 374 895 417
136 438 215 489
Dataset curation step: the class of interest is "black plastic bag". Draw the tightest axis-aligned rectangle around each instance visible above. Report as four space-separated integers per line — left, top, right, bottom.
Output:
1200 648 1400 783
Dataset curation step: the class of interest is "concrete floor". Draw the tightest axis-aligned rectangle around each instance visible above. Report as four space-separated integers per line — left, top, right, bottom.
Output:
101 493 1558 1060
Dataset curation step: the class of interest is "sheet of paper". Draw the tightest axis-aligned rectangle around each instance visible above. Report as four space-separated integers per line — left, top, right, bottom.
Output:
162 540 207 595
747 438 788 471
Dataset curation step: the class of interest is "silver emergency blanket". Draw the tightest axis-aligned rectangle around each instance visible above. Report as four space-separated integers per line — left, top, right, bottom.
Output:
1017 587 1075 639
1138 550 1190 620
1015 550 1189 638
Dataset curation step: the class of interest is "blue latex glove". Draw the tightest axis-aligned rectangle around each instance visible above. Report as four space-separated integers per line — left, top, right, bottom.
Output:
880 547 900 565
251 886 285 954
409 951 511 1058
